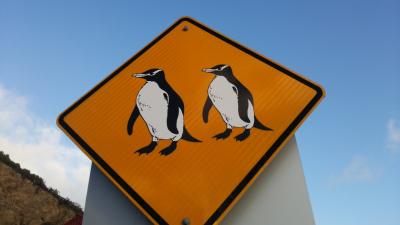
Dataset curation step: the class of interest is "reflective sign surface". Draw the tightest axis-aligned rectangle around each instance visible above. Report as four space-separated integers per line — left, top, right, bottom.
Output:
58 17 324 225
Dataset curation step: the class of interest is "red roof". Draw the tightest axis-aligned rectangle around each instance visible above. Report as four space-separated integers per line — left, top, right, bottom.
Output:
64 215 83 225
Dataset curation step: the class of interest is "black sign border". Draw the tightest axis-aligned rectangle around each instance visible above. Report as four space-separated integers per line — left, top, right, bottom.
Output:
58 17 324 225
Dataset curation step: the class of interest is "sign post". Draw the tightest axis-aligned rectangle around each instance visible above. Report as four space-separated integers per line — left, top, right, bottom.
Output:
83 137 315 225
58 17 324 224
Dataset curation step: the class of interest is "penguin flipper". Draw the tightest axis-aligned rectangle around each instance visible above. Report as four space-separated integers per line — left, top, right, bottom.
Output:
254 117 273 131
127 105 140 135
238 94 251 123
167 105 180 135
182 127 201 142
202 96 213 123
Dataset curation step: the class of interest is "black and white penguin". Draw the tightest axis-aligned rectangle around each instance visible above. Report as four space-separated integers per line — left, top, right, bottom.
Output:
127 68 200 156
202 64 272 141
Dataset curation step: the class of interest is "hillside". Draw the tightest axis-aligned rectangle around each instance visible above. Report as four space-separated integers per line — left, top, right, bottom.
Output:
0 151 83 225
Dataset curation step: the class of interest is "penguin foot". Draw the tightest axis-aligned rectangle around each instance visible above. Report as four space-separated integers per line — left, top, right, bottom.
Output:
213 129 232 140
135 141 157 155
235 129 250 141
159 141 177 156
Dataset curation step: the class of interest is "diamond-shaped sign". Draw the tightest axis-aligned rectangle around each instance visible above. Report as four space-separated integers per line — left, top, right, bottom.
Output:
58 17 324 225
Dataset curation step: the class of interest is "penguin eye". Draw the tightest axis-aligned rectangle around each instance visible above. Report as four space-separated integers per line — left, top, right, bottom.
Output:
219 65 228 71
152 69 162 75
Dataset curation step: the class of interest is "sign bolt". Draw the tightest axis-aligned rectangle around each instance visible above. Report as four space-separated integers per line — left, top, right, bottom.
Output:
182 217 190 225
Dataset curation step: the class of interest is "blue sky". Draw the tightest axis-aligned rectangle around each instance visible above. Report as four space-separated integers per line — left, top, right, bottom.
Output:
1 0 399 224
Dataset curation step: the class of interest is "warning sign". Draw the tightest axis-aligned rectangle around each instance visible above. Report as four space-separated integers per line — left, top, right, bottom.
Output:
58 17 324 225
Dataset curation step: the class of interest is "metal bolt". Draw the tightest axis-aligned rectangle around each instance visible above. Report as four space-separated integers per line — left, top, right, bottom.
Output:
182 26 189 31
182 217 190 225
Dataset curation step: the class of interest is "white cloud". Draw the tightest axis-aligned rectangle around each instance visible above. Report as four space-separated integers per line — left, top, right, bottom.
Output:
387 118 400 153
0 84 91 207
329 118 400 187
330 156 382 186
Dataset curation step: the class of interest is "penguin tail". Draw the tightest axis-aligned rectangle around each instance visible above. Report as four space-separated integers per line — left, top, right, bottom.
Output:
181 127 201 142
253 117 273 131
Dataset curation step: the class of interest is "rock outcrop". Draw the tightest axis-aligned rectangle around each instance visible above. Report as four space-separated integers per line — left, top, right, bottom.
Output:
0 151 83 225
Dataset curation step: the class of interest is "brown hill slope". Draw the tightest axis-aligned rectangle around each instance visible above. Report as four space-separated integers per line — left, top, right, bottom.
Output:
0 151 83 225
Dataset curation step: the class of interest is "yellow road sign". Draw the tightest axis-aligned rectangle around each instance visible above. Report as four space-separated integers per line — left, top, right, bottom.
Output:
58 17 325 225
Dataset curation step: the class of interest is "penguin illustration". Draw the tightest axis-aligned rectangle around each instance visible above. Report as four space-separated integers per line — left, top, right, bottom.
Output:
202 64 272 141
127 68 200 156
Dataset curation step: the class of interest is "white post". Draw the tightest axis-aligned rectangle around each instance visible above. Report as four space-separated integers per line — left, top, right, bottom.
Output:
83 137 315 225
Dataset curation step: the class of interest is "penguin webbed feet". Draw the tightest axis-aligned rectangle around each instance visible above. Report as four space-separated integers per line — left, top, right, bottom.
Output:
213 128 232 140
135 141 157 155
235 129 250 141
159 141 178 156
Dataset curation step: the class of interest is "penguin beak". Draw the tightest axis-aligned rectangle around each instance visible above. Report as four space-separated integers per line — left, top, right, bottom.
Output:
133 73 147 78
202 68 216 73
